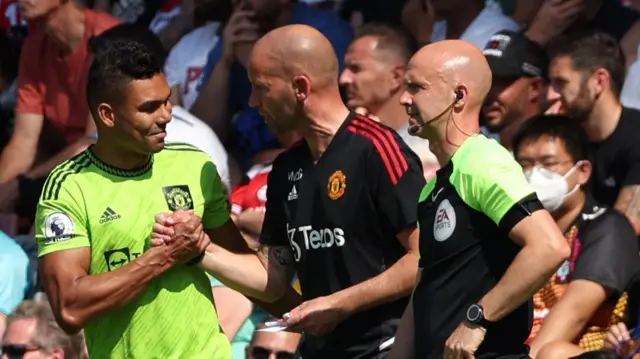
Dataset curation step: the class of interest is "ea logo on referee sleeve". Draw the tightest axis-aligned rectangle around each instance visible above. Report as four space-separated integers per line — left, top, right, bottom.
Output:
44 212 74 243
162 185 194 211
433 199 456 242
327 170 346 200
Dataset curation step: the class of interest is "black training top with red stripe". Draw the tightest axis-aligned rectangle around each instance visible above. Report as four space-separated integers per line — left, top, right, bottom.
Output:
260 112 425 359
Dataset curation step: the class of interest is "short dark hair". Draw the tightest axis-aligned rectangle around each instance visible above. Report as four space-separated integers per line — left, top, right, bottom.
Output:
354 23 418 64
548 31 626 97
86 39 163 120
89 23 167 63
512 114 589 163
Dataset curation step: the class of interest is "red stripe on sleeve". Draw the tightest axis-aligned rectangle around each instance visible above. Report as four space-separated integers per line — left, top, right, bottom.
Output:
351 118 403 179
347 125 399 185
355 115 409 172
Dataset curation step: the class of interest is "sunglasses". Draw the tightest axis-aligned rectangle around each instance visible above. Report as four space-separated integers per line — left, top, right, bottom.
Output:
1 344 41 358
249 346 297 359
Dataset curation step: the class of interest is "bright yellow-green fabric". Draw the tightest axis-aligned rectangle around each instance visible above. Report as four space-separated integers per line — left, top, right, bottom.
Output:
35 143 232 359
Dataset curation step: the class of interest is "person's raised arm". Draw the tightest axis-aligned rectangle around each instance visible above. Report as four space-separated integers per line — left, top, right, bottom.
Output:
0 38 46 184
155 0 195 50
189 9 259 142
25 115 97 180
38 181 206 334
0 114 43 183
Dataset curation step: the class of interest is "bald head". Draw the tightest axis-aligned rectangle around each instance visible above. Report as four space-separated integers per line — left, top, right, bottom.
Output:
251 24 339 89
411 40 492 109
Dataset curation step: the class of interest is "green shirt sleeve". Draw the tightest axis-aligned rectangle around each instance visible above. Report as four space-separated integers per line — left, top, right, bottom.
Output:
453 139 535 226
35 179 90 257
201 160 231 230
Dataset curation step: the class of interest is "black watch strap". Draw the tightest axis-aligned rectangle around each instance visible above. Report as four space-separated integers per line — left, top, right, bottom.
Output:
466 303 492 328
186 251 205 266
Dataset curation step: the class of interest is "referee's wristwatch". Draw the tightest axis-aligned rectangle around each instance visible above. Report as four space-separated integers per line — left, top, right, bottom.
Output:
465 303 492 328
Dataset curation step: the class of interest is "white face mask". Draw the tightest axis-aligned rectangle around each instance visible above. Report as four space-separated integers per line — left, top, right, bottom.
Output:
525 161 583 212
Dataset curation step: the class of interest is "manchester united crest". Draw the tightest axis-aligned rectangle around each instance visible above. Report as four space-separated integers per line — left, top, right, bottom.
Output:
327 170 346 200
162 185 194 211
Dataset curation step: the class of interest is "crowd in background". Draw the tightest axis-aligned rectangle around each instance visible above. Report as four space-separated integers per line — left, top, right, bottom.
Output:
2 0 640 357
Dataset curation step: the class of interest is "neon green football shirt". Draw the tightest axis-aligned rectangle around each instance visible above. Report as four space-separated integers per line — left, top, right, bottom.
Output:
35 142 232 359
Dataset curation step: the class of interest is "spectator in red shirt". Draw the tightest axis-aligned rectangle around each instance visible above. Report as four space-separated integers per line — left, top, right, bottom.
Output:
231 130 301 243
0 0 119 219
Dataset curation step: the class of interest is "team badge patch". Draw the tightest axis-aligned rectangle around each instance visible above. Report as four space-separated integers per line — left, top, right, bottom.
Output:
44 211 74 243
433 199 456 242
327 170 346 200
162 185 194 211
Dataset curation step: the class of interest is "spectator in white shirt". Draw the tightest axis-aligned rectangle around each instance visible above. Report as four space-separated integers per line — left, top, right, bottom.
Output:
164 21 221 110
165 105 230 191
430 0 521 49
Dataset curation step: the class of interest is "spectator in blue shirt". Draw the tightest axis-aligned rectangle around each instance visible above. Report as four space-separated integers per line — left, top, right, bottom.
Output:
0 231 29 319
190 0 352 168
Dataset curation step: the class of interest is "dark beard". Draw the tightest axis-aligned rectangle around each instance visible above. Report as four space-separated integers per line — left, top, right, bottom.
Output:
566 83 595 122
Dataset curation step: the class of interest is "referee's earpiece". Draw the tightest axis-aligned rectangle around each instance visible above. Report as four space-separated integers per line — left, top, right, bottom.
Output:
454 88 463 101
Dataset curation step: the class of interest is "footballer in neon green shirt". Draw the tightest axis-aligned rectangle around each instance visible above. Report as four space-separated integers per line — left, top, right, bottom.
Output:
35 40 233 358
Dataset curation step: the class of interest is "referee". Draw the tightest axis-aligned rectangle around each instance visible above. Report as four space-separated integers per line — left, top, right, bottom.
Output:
153 24 425 359
387 40 571 359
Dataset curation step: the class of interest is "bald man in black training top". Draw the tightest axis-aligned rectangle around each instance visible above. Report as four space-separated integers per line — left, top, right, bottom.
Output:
151 24 425 359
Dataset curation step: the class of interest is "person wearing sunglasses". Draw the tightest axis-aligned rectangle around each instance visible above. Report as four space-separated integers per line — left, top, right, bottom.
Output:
1 300 86 359
245 319 301 359
513 114 640 359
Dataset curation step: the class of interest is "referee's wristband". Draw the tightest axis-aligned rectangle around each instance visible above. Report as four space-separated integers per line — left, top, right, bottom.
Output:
186 251 205 266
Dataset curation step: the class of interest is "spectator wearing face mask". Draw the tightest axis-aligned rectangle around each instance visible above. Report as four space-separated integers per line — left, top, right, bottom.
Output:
513 114 640 359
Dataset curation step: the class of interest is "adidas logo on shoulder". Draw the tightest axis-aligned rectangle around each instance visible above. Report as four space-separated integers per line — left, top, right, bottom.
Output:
99 207 121 224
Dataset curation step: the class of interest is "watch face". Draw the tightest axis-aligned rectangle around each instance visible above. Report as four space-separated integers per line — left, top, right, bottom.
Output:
467 305 481 322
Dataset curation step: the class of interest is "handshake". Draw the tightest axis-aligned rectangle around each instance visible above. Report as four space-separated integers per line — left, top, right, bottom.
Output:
151 210 211 265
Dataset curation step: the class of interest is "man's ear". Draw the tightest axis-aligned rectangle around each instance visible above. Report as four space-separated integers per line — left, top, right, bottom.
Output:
390 65 406 93
97 103 116 128
577 160 592 187
293 75 311 102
